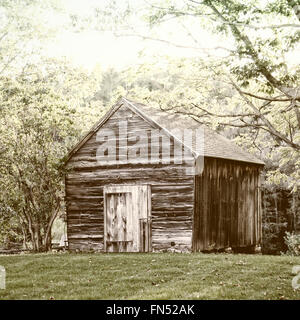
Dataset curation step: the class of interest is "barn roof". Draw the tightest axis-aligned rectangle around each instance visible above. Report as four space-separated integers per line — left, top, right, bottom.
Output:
66 97 264 166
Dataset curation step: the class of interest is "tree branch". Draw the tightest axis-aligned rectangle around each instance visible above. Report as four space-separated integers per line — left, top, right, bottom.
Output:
241 91 300 102
114 32 234 53
229 77 300 150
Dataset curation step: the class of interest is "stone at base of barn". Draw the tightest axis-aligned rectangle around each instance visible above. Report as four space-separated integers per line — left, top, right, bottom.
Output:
158 246 191 253
67 242 262 254
224 247 233 253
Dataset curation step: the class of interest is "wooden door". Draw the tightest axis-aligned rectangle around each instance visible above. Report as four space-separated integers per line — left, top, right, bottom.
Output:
104 185 151 252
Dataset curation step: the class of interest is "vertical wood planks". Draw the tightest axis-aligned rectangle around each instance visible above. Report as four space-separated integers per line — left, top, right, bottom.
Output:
104 185 151 252
193 158 262 251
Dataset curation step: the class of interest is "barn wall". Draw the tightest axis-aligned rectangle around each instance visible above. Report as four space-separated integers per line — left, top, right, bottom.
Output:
65 104 195 252
193 157 262 251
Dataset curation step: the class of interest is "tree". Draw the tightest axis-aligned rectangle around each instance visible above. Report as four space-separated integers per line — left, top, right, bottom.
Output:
133 0 299 147
0 56 105 251
0 0 63 77
0 74 79 251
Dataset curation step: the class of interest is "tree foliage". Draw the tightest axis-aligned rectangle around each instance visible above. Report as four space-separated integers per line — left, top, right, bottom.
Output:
0 75 77 250
0 56 105 250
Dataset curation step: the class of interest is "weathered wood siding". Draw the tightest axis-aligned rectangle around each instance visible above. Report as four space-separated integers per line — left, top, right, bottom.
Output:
193 157 262 251
65 104 195 252
104 185 151 252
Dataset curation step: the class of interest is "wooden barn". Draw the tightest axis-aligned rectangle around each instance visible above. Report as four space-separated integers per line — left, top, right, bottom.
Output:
64 97 264 253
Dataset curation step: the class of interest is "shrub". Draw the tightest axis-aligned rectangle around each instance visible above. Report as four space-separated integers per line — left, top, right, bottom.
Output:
284 232 300 256
262 222 288 255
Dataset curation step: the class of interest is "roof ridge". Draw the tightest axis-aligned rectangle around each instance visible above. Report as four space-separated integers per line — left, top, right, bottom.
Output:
122 97 198 158
65 97 264 166
124 98 264 165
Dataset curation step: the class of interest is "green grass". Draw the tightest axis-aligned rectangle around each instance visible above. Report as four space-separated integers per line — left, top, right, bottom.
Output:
0 252 300 300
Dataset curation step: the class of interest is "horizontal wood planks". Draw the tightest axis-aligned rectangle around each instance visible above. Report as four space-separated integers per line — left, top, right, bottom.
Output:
65 104 194 252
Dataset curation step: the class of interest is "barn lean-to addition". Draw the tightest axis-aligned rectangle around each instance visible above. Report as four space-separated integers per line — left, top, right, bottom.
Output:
64 97 264 253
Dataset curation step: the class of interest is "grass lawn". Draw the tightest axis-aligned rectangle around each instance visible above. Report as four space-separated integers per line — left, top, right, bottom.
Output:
0 252 300 300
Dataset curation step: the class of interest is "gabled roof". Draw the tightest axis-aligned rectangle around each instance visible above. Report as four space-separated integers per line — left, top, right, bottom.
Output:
65 97 264 166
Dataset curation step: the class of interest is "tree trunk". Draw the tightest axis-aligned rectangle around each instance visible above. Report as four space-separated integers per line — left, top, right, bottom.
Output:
21 227 28 250
44 207 60 251
274 193 279 231
28 220 36 251
44 233 52 251
34 225 41 252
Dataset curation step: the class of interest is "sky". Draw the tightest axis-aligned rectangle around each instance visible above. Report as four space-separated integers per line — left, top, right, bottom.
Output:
46 0 228 71
45 0 299 72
